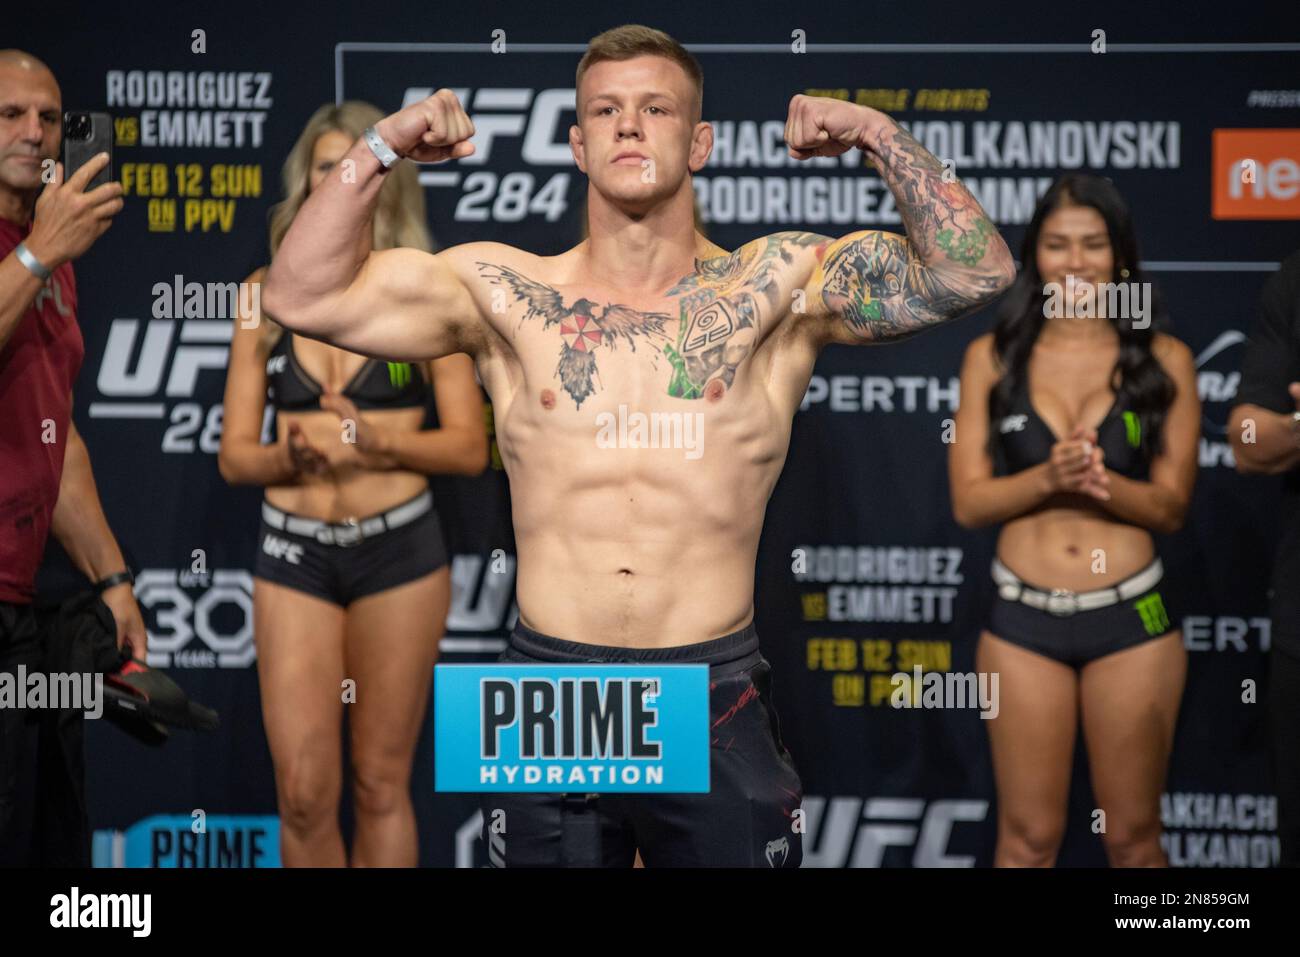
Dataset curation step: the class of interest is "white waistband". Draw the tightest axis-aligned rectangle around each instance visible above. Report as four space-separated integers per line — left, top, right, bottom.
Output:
991 556 1164 616
261 490 432 546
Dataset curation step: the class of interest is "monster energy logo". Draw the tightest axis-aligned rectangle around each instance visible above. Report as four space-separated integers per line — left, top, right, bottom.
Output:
387 362 412 389
1134 591 1169 637
1122 410 1141 448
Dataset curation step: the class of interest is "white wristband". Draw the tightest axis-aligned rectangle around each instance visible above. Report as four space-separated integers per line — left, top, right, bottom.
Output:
15 241 52 281
363 126 401 169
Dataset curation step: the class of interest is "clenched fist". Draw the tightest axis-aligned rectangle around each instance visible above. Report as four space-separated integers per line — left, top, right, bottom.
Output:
784 94 894 160
374 89 476 164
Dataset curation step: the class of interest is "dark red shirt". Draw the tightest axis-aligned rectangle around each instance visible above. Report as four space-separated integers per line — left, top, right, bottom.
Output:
0 217 82 604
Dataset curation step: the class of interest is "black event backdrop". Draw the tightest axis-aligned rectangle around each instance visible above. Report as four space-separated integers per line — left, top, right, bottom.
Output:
12 1 1300 866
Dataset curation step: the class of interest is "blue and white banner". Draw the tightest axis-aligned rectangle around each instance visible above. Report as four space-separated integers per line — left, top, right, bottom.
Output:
434 664 710 792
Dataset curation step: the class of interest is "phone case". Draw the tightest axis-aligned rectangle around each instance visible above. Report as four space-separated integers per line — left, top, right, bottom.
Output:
62 111 113 190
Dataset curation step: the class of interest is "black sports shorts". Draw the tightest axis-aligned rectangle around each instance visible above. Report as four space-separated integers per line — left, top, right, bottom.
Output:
480 621 804 867
988 559 1176 668
253 490 447 607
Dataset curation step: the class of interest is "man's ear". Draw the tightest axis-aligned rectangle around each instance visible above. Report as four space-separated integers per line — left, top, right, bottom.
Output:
569 124 587 174
688 121 713 173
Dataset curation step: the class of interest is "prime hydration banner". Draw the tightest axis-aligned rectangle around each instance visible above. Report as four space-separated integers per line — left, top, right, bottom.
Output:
434 665 709 792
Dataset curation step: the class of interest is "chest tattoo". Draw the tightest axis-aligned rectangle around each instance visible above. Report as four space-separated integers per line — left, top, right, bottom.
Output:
476 233 822 408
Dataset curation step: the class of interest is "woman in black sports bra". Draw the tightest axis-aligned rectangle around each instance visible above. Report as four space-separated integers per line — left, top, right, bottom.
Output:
217 102 488 866
949 174 1200 867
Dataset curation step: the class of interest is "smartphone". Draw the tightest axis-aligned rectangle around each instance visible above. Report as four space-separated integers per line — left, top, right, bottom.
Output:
62 111 113 190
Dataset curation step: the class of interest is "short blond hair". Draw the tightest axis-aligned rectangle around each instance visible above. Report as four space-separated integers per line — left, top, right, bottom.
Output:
576 25 703 123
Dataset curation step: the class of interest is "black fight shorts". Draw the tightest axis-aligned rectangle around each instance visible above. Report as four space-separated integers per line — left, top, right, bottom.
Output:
480 621 804 868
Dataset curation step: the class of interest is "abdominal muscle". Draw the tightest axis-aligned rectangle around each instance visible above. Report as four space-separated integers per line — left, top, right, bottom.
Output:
996 495 1155 592
513 509 764 649
263 406 430 521
498 396 782 648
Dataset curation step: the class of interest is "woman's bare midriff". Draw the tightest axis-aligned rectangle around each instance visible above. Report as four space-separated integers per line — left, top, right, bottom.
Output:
263 406 430 521
996 494 1155 592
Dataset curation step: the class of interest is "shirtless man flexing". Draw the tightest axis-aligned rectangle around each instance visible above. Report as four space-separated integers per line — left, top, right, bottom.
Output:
265 25 1015 867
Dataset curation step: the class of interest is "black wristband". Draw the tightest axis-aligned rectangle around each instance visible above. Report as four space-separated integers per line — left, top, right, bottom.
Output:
94 569 135 593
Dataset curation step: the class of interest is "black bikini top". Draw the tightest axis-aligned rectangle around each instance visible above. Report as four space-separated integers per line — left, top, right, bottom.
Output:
994 377 1150 480
265 334 431 412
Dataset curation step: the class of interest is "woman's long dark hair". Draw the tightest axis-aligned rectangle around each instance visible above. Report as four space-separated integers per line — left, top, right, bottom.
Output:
986 174 1176 464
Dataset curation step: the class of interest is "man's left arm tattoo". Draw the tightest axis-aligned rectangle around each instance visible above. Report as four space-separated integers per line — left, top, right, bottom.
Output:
817 230 1009 341
820 123 1015 341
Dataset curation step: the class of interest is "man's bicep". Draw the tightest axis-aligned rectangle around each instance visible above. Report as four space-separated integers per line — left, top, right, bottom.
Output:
806 229 972 345
327 246 480 361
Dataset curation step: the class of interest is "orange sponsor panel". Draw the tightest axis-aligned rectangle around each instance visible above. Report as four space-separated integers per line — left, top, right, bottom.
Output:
1212 129 1300 219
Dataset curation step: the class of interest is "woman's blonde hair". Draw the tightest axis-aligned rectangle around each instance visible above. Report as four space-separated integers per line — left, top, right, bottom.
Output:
262 101 433 347
269 100 432 255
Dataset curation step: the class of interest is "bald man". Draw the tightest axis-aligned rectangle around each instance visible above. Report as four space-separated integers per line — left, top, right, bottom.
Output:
0 50 144 865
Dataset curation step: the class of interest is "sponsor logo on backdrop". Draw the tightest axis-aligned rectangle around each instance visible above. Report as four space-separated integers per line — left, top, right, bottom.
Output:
1195 330 1245 470
108 69 271 233
89 276 276 452
1212 129 1300 220
134 569 254 669
801 795 987 867
90 315 253 454
133 556 519 666
401 86 574 223
92 815 280 867
1161 792 1278 867
445 553 518 651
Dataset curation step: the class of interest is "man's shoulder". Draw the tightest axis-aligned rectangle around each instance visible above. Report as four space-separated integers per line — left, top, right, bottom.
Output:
746 230 833 262
436 241 547 279
681 232 831 300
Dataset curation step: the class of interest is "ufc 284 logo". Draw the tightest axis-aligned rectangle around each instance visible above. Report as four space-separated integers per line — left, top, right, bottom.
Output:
398 86 575 223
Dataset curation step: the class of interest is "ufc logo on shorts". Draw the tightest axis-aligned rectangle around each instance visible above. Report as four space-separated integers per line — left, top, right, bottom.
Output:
262 534 303 565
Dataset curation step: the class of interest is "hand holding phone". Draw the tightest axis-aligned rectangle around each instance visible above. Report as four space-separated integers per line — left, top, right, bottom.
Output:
26 153 124 269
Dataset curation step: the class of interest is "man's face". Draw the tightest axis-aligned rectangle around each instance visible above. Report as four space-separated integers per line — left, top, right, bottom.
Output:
571 55 709 211
0 61 61 192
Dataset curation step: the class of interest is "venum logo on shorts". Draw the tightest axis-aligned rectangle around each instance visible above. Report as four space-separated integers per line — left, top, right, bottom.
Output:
764 836 790 867
261 533 303 565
